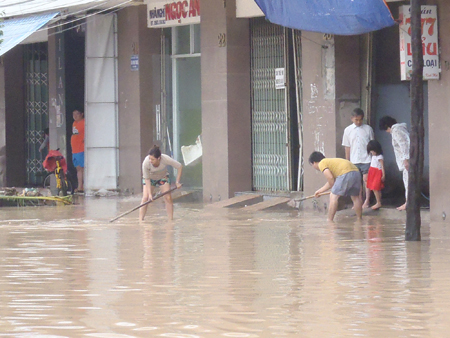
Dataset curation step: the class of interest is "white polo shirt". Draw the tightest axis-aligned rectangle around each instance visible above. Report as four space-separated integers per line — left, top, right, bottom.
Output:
342 123 374 164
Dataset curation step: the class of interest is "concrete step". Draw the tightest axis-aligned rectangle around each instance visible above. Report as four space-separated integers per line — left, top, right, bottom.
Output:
172 189 202 203
243 197 291 212
207 194 263 208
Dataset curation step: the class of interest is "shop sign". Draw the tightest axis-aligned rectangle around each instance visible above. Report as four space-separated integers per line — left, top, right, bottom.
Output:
275 68 285 89
399 5 439 80
146 0 200 28
131 54 139 71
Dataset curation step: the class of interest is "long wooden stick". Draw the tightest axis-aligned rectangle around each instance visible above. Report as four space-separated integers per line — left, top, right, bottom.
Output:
296 191 330 202
109 185 179 223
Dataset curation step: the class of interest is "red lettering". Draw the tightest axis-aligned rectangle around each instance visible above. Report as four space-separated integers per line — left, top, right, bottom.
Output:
182 1 188 18
405 17 437 36
166 0 201 21
425 17 436 36
172 3 178 19
165 3 172 20
189 0 200 17
176 2 182 19
406 43 427 56
426 42 437 55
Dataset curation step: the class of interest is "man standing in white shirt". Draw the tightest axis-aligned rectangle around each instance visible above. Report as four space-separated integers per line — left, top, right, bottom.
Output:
342 108 375 208
379 115 410 211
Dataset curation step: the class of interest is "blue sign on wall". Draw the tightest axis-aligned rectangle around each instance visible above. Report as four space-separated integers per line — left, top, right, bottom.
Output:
131 55 139 71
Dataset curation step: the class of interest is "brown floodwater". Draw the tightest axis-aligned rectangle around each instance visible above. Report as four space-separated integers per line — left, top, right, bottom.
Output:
0 196 449 337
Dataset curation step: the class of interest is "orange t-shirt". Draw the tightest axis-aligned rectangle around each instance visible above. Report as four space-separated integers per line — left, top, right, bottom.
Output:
71 119 85 154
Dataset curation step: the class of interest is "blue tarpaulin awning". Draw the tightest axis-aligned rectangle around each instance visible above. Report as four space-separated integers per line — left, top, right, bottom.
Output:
254 0 395 36
0 12 59 56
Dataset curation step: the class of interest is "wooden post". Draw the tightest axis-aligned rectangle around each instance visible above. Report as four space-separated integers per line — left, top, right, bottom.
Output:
406 0 424 241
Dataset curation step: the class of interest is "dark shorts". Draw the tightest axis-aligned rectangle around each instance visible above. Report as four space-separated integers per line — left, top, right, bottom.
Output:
72 152 84 168
143 173 171 187
355 163 370 175
331 171 361 197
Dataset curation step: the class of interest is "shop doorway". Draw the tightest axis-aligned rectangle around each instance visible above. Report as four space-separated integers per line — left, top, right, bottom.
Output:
64 22 85 189
24 42 49 186
372 21 429 202
250 18 302 192
160 24 202 188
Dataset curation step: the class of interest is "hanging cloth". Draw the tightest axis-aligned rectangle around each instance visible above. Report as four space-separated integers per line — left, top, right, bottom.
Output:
254 0 395 35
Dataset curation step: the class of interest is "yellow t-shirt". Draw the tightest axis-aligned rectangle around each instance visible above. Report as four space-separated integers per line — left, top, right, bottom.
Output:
318 158 358 178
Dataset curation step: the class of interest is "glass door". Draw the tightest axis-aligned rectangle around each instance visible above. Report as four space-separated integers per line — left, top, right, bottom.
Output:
171 24 202 188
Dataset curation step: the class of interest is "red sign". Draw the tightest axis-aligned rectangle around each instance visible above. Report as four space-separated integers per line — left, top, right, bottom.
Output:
399 5 440 80
147 0 200 27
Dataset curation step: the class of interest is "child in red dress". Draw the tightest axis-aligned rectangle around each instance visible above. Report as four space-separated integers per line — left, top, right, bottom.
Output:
366 140 385 210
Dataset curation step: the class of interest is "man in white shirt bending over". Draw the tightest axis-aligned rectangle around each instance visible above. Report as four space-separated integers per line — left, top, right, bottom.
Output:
342 108 374 208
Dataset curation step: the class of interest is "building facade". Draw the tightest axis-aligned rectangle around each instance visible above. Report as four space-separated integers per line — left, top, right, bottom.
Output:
1 0 449 222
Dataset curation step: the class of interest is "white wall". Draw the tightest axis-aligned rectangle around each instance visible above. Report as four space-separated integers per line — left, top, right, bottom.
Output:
236 0 263 18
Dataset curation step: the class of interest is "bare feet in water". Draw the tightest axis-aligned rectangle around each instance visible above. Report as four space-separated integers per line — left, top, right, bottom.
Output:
396 203 406 211
371 203 382 210
362 202 370 209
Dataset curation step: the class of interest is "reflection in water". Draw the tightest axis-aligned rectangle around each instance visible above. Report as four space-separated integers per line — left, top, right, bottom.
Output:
0 198 448 337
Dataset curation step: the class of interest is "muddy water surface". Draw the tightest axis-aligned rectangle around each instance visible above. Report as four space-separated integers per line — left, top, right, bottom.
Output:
1 197 450 337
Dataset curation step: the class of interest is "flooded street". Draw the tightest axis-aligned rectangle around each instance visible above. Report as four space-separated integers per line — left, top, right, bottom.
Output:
1 197 450 337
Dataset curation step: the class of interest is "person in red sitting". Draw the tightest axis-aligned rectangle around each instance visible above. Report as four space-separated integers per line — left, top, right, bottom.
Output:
71 109 85 193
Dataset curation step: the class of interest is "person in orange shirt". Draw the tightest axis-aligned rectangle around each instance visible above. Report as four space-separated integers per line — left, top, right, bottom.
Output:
71 109 85 193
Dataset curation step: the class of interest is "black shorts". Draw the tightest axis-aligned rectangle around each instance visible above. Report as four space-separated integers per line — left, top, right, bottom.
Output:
354 163 370 175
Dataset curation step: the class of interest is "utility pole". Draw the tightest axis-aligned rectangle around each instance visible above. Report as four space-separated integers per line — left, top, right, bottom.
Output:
406 0 424 241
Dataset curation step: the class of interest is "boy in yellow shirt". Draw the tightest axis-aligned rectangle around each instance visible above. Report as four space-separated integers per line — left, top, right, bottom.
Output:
309 151 362 221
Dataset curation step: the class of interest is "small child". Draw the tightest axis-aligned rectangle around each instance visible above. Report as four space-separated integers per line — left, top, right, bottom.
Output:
366 140 385 210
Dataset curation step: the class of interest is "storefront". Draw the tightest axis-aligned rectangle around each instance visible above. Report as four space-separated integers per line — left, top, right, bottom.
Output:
0 13 57 187
3 0 449 222
250 17 302 192
49 14 118 192
147 0 202 188
372 2 431 201
0 11 118 191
